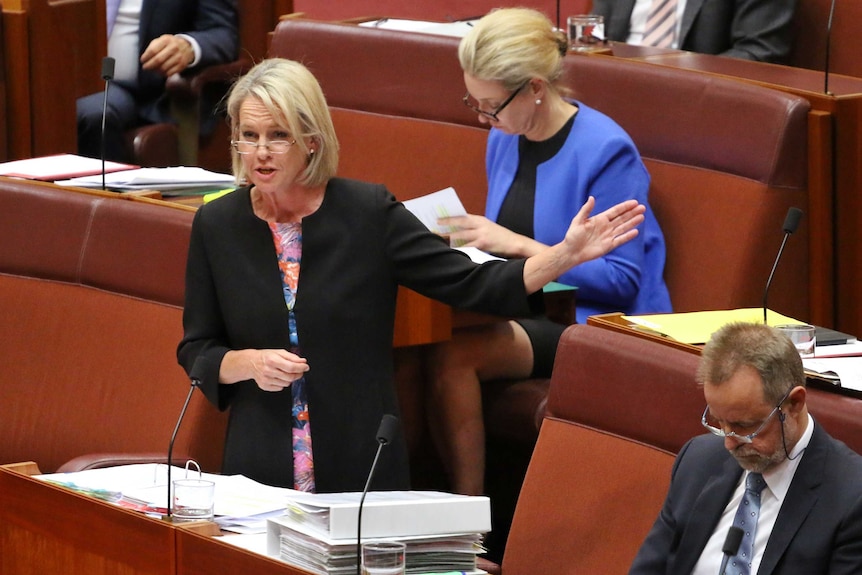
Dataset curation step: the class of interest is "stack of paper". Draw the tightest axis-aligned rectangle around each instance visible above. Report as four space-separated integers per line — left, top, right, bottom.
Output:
267 490 491 574
55 166 235 195
37 463 289 532
0 153 137 181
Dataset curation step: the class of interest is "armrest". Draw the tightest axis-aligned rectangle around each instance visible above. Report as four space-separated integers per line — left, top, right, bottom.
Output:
56 452 193 473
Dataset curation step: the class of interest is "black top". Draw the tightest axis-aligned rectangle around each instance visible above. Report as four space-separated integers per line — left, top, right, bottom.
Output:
497 114 576 240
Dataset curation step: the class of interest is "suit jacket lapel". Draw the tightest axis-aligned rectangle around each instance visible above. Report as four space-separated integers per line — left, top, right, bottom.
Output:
672 457 743 573
757 425 826 574
678 0 706 47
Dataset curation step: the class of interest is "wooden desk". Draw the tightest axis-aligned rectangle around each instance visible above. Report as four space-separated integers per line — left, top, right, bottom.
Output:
176 527 308 575
0 462 313 575
0 463 176 575
586 312 701 355
601 44 862 338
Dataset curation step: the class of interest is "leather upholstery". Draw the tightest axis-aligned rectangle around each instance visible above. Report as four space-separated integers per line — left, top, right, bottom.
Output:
0 179 227 474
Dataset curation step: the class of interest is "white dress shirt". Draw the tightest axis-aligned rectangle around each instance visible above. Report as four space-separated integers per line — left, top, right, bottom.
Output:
627 0 688 48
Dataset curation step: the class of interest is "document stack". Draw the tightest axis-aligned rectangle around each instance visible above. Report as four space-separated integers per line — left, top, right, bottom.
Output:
266 490 491 575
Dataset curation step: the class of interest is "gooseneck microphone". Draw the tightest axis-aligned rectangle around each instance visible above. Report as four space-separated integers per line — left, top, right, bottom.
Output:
824 0 838 95
762 207 803 324
100 57 116 191
166 360 204 518
718 526 744 575
356 414 399 575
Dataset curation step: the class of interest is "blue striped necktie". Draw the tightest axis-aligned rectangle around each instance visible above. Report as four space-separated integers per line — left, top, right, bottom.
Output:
727 472 767 575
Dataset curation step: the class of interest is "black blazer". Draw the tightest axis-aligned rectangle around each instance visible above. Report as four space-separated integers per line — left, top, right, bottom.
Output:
629 422 862 574
592 0 797 63
178 180 539 491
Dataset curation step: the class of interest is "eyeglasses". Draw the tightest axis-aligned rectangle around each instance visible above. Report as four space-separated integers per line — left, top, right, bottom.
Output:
462 80 529 121
701 388 792 444
231 139 296 155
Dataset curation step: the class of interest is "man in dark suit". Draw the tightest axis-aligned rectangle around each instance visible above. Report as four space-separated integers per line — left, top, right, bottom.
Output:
77 0 239 163
630 322 862 574
592 0 797 63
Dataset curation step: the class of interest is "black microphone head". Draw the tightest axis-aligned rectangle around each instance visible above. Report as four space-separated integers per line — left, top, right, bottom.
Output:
189 356 208 387
101 57 116 81
782 207 803 235
722 526 744 555
376 414 399 445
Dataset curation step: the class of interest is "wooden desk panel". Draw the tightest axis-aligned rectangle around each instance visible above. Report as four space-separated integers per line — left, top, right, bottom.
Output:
176 528 309 575
0 464 176 575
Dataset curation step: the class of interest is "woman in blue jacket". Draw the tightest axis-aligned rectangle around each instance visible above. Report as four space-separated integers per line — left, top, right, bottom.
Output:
427 7 672 495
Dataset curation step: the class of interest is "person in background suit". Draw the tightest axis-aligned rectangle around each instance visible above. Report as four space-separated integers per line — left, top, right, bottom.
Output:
592 0 798 63
177 58 648 492
77 0 239 163
630 322 862 574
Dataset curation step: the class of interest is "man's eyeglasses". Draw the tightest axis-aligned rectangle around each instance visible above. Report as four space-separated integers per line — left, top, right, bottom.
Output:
231 139 296 155
462 80 529 121
701 388 792 444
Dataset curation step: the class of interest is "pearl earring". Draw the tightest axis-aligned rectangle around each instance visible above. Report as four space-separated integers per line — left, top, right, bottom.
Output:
535 99 542 105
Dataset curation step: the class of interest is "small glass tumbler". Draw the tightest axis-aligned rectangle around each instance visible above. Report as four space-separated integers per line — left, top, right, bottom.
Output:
568 15 605 52
361 541 406 575
171 478 215 522
776 324 816 358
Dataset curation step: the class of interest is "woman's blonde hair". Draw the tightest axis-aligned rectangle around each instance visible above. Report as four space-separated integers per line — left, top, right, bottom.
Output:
226 58 339 187
458 7 569 92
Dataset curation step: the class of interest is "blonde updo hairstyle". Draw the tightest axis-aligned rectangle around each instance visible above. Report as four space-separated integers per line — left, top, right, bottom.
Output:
458 7 570 94
226 58 339 188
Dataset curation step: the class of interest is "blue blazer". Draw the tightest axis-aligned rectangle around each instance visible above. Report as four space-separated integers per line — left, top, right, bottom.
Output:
485 102 672 323
630 422 862 574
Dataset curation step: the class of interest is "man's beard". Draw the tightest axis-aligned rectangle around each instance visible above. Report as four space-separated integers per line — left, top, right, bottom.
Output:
730 442 787 473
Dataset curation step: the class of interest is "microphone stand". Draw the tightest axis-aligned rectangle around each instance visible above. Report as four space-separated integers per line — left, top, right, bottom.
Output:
762 207 803 324
824 0 837 95
356 414 398 575
166 378 201 518
99 57 116 191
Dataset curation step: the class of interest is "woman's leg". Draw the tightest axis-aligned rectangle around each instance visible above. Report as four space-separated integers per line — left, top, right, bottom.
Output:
425 320 533 495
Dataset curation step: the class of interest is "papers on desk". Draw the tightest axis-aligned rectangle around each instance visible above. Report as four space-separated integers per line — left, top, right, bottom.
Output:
359 18 478 38
36 463 289 533
0 153 137 181
268 514 487 575
280 489 491 539
623 308 805 345
804 356 862 392
55 166 235 194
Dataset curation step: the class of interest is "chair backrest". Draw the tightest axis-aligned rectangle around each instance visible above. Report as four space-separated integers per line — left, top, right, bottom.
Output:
501 325 702 574
0 180 227 473
562 55 811 319
269 19 479 127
